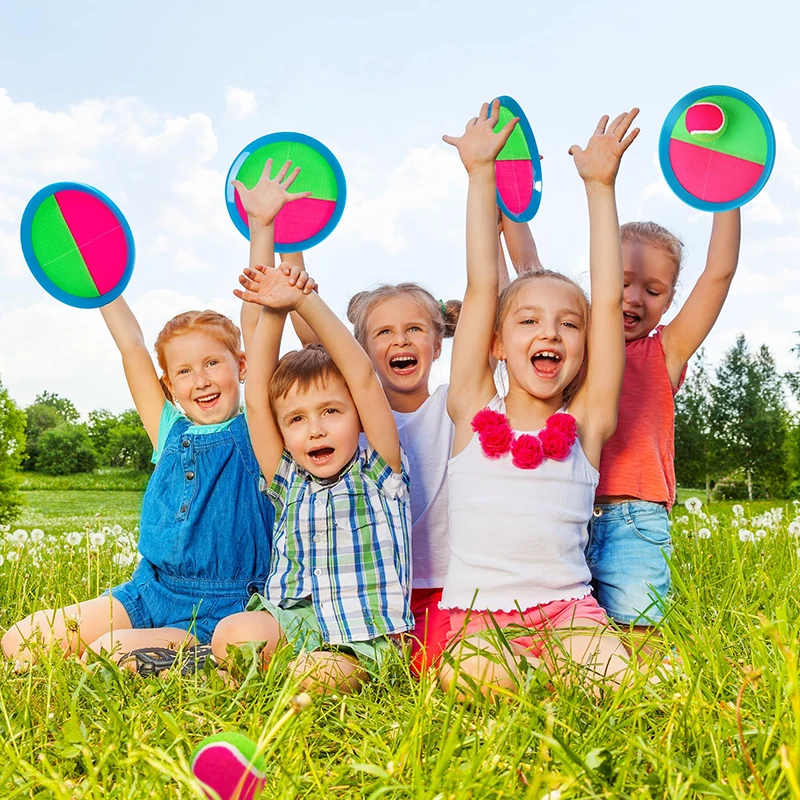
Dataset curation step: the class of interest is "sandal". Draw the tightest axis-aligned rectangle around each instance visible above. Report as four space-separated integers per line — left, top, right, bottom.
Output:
119 645 215 677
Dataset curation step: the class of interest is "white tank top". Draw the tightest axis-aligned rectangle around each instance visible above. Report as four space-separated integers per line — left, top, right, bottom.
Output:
361 384 453 589
441 395 599 612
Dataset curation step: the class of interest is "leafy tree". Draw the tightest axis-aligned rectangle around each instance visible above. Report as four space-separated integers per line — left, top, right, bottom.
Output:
674 350 715 500
22 403 61 470
36 424 98 475
0 378 26 523
87 409 119 457
710 336 787 499
34 391 79 424
106 411 153 472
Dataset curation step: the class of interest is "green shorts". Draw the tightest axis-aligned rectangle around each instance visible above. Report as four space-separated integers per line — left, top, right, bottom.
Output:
246 594 397 672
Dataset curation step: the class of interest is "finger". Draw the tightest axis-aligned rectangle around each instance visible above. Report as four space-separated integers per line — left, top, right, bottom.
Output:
252 263 269 274
464 117 478 132
288 266 302 285
239 275 259 291
613 108 640 140
234 288 258 303
479 102 491 125
231 179 246 196
259 158 273 182
303 279 316 294
497 116 519 145
568 144 582 157
282 166 302 188
619 127 641 153
606 112 627 136
594 115 610 135
487 99 500 128
285 191 314 202
442 134 458 147
275 160 292 183
295 270 309 288
540 154 544 161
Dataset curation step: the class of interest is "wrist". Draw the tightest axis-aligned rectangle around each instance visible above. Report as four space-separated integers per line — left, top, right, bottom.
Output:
583 181 616 198
249 218 276 234
467 163 496 179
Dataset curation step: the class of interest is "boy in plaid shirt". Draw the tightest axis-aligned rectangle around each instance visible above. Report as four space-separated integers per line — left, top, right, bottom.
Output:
211 160 412 693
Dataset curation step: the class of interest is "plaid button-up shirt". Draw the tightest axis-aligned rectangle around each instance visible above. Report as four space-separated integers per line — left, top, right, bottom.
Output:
260 445 413 645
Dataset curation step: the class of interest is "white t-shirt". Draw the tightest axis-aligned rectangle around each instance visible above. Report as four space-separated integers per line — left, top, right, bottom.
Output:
362 384 453 589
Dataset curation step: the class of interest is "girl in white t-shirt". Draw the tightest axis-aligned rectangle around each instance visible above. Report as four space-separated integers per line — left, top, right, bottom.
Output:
346 219 539 675
439 100 640 695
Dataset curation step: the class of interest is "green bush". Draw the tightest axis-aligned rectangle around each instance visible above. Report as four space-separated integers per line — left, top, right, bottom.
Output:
0 378 26 523
106 423 154 472
36 424 98 475
22 403 60 470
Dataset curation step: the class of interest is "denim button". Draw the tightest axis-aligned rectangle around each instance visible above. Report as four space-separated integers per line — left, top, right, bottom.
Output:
593 507 603 518
182 439 190 448
247 582 260 596
179 505 188 514
185 471 195 481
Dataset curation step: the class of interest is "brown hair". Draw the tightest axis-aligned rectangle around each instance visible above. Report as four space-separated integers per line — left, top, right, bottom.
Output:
268 344 345 413
154 310 244 391
620 221 683 284
346 283 461 349
495 271 590 406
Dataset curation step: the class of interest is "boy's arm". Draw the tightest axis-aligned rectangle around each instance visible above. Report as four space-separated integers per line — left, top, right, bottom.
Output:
443 102 519 427
293 291 402 472
243 306 290 481
99 297 164 446
661 209 741 386
569 110 640 464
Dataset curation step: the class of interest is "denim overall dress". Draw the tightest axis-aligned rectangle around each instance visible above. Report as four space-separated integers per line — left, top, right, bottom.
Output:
110 412 273 643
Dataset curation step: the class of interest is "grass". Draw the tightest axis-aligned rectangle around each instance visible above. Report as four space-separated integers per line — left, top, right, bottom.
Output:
1 487 800 798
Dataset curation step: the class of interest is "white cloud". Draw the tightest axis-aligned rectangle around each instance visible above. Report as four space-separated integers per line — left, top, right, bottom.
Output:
224 87 258 121
174 248 216 274
744 191 783 225
339 144 464 252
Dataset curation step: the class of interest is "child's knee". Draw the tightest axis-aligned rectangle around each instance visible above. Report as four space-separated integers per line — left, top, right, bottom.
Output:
289 652 366 694
211 611 276 662
2 611 57 659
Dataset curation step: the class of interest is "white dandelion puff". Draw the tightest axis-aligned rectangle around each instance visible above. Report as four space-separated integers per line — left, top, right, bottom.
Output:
111 524 123 536
11 529 28 545
697 528 712 539
755 529 767 539
112 552 134 567
89 532 106 548
738 529 754 543
732 504 744 517
30 529 44 543
684 497 702 514
7 550 18 561
0 554 5 567
788 520 800 538
65 531 83 546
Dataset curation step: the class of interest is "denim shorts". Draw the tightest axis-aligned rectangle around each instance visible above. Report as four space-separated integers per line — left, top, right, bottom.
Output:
107 561 260 645
585 500 672 625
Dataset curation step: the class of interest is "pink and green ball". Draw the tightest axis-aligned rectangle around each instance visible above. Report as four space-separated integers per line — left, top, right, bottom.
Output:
233 141 339 247
191 732 267 800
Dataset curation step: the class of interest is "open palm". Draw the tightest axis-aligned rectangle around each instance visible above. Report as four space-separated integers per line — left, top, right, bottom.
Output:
232 159 313 227
442 99 519 174
569 109 640 187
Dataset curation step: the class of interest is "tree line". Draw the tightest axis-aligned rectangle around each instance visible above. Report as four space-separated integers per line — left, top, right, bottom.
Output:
675 333 800 501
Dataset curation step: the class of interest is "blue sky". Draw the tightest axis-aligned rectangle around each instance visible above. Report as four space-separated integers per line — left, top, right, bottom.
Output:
1 1 798 414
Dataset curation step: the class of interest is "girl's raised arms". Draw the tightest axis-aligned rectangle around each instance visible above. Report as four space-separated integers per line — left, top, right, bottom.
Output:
569 109 640 467
442 100 519 429
661 209 741 386
100 298 165 447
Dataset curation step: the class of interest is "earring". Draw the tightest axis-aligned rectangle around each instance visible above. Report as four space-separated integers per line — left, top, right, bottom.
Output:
239 378 245 384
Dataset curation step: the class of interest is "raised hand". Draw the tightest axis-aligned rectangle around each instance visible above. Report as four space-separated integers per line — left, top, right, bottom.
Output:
568 109 640 187
232 159 313 228
442 99 519 174
234 263 316 312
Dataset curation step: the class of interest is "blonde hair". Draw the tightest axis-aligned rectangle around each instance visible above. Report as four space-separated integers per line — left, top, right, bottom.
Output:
495 271 590 406
154 310 243 391
620 221 683 284
268 344 345 414
347 283 461 349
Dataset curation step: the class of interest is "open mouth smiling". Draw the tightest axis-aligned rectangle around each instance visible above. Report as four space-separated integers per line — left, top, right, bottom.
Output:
194 392 220 409
623 311 641 330
389 354 419 375
308 446 336 466
530 350 563 379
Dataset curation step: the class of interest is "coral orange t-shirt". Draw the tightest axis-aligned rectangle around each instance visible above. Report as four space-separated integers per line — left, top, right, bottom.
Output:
596 326 686 510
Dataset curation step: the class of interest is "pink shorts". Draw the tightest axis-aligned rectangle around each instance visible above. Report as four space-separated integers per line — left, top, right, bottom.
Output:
447 594 609 659
408 587 450 677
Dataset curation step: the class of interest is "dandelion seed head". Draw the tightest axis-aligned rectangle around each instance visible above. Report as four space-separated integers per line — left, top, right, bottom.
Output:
789 520 800 538
65 531 83 546
738 529 754 543
685 497 702 514
11 529 28 545
698 528 711 539
732 504 744 517
30 529 44 543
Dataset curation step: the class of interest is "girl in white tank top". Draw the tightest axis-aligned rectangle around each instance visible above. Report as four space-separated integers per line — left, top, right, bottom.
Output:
440 100 641 695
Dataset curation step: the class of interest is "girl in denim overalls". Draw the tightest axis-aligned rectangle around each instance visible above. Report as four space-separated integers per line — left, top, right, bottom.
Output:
1 297 312 666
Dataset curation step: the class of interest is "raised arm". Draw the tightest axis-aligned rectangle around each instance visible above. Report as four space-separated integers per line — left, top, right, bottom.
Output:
442 100 519 430
501 212 543 275
237 265 401 473
661 208 741 386
99 297 164 446
569 109 640 466
232 159 312 350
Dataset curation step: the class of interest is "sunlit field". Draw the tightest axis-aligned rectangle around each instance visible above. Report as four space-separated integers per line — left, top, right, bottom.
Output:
2 482 800 798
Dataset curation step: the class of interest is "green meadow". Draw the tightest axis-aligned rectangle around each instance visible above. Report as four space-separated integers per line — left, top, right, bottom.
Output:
1 476 800 798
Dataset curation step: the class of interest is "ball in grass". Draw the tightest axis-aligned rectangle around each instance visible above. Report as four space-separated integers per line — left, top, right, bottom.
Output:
685 101 727 142
191 732 266 800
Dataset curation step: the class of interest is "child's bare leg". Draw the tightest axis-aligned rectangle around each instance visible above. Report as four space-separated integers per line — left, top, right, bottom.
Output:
288 651 367 694
545 619 633 690
439 634 523 699
210 610 283 666
83 627 197 670
2 596 131 665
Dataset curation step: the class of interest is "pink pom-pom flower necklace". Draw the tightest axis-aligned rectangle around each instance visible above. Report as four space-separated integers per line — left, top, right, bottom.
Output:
471 407 578 470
